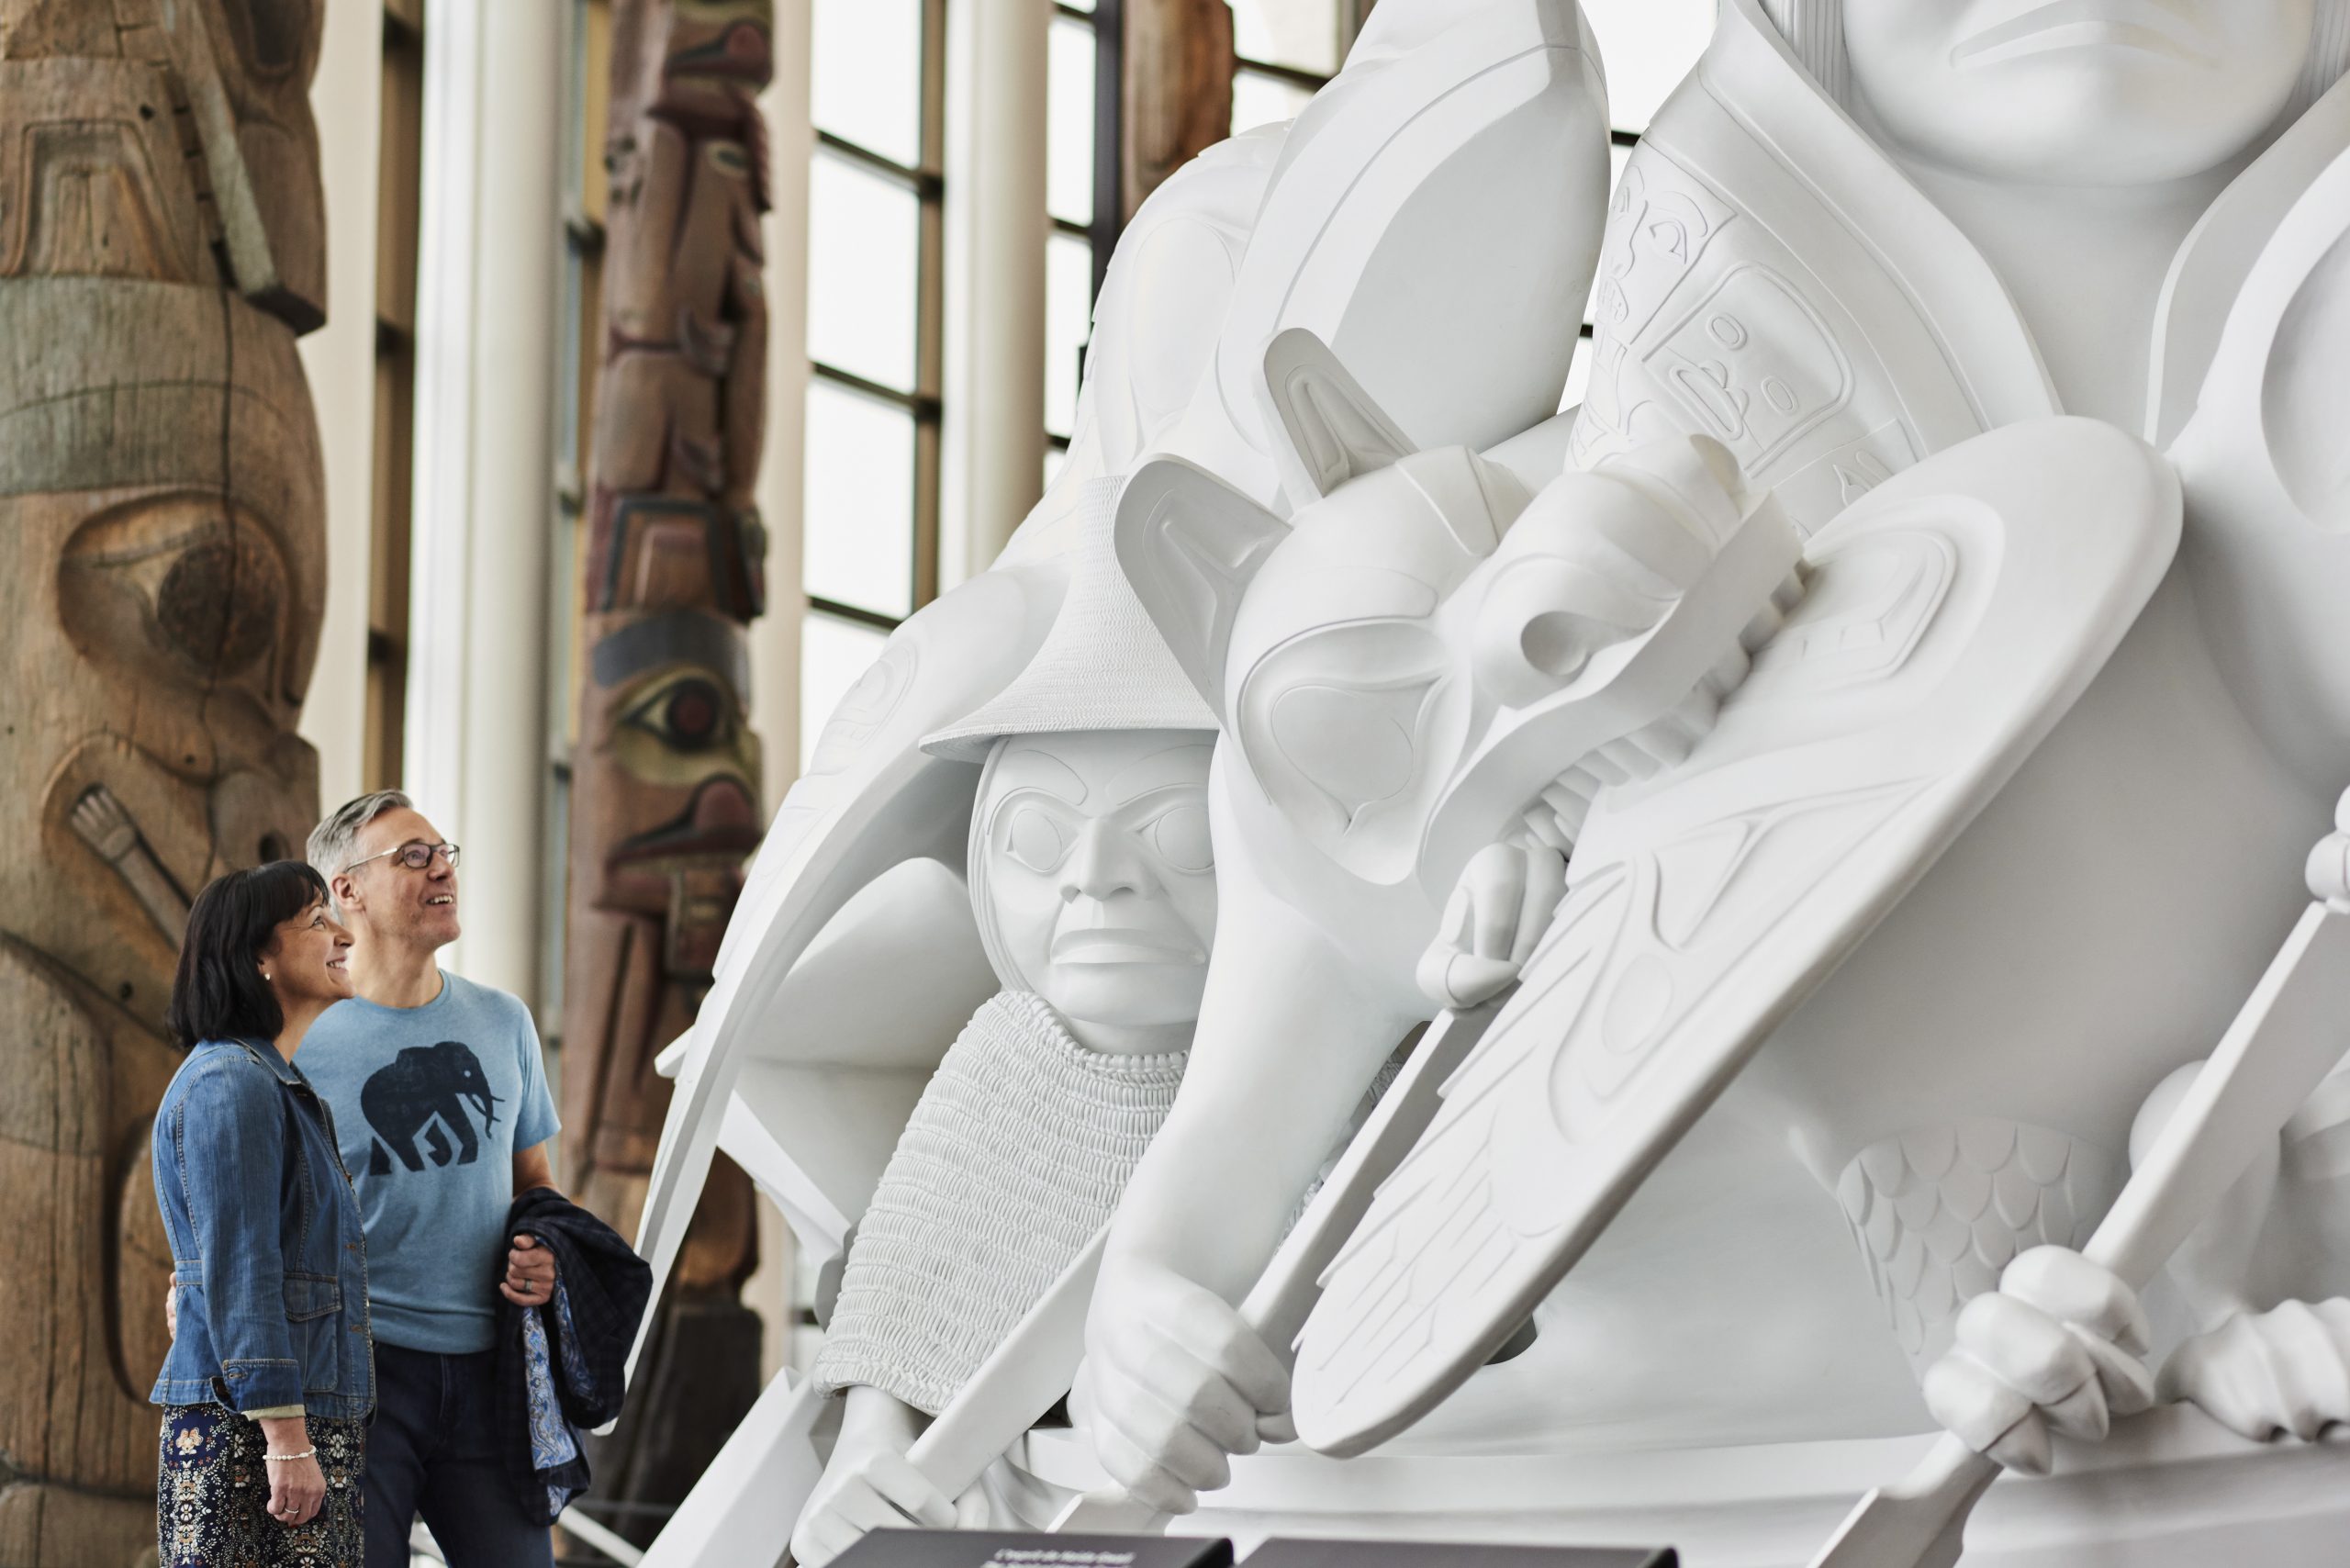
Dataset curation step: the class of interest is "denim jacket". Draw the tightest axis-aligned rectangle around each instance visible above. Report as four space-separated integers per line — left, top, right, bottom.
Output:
150 1038 375 1417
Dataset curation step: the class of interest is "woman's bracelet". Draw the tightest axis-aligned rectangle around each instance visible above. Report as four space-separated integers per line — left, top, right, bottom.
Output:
263 1448 316 1462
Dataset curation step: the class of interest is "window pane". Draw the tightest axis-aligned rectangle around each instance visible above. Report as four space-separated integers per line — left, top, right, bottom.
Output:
807 151 921 392
803 377 915 619
1231 66 1315 136
800 613 893 774
1234 0 1338 75
1582 0 1713 134
1045 232 1093 439
1048 15 1096 228
1563 335 1594 413
811 0 922 167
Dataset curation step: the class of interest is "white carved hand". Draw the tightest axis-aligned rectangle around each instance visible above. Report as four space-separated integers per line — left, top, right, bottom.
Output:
2160 1299 2350 1442
1921 1245 2156 1475
790 1393 977 1567
1079 1262 1289 1515
69 784 140 864
1416 841 1567 1009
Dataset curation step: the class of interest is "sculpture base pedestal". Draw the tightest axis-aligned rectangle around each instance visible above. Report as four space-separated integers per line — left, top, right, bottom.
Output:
1004 1409 2350 1566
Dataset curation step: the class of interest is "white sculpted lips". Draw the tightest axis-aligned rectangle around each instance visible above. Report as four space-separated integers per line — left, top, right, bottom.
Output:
1050 926 1205 966
1950 0 2214 69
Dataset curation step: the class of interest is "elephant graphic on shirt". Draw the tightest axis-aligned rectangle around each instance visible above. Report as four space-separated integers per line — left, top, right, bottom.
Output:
361 1042 503 1175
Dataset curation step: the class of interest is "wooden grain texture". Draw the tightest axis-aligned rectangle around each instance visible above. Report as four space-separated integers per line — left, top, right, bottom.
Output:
1124 0 1237 220
0 6 327 1559
564 0 775 1541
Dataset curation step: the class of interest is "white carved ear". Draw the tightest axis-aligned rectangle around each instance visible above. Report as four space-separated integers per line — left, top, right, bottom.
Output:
1113 457 1289 724
1259 328 1418 504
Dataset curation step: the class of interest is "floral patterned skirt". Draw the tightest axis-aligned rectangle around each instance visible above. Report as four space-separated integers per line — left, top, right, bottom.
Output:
157 1404 365 1568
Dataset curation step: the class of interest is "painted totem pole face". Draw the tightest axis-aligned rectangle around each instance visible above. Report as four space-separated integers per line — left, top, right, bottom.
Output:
0 0 330 1020
972 732 1219 1032
1844 0 2314 184
573 608 766 985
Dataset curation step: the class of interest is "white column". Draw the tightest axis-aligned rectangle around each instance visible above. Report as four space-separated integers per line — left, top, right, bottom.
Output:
297 0 384 812
939 0 1051 590
750 0 813 813
405 0 562 1005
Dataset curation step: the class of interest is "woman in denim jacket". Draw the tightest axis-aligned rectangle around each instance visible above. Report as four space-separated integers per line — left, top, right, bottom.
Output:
151 861 373 1567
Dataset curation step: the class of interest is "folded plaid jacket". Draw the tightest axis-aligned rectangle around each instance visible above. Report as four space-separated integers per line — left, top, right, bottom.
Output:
494 1185 654 1525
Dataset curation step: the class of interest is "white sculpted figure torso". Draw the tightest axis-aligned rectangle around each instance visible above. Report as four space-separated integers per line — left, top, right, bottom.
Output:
791 728 1215 1566
638 3 2350 1563
1081 0 2350 1552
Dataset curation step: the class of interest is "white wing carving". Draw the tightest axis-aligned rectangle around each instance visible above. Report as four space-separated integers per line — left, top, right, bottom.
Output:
1292 416 2181 1456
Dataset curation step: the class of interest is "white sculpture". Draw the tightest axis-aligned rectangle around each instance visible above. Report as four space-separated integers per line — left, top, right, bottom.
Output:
628 17 1610 1555
788 509 1218 1568
1071 0 2350 1560
635 0 2350 1563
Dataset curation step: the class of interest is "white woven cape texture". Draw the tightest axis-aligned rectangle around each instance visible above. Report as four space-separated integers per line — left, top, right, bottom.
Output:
812 991 1188 1415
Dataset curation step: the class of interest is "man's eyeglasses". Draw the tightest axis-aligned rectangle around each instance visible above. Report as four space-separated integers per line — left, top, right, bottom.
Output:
343 841 461 874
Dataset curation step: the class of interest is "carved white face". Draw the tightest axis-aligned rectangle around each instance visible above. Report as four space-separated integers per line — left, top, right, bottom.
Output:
1843 0 2313 184
971 731 1217 1036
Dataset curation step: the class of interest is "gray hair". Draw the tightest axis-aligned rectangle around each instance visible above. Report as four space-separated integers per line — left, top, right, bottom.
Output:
308 790 414 904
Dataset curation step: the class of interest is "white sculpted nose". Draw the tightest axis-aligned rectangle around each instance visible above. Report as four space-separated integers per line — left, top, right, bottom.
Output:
1063 820 1151 903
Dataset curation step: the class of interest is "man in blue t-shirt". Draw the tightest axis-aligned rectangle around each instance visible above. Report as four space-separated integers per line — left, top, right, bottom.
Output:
302 790 565 1568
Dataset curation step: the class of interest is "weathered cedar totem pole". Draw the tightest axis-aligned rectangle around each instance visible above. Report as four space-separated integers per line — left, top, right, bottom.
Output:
565 0 773 1529
0 0 328 1561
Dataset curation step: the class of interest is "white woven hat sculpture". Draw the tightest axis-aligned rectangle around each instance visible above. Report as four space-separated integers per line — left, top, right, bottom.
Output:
923 476 1216 762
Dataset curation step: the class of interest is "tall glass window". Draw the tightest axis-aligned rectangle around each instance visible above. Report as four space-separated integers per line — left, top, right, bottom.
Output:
800 0 947 769
1043 2 1100 486
1566 0 1713 407
1229 0 1339 132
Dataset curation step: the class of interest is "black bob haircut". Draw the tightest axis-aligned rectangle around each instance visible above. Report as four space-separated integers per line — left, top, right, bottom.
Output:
165 860 332 1052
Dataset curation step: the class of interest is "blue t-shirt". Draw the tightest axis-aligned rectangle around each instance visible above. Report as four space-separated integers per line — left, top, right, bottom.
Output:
299 971 561 1353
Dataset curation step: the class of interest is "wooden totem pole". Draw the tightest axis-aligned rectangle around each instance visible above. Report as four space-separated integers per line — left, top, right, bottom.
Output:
565 0 772 1529
0 0 329 1561
1124 0 1236 218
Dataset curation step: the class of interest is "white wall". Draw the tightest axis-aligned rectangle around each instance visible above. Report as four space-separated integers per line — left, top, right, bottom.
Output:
297 2 385 812
405 0 563 1006
750 0 815 816
940 0 1051 590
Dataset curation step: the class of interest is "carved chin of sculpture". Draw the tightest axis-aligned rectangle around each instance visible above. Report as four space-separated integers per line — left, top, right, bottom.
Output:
1841 0 2316 185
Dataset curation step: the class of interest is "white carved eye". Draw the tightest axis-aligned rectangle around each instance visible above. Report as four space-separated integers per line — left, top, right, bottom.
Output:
1147 804 1214 874
1271 684 1418 823
1004 806 1069 874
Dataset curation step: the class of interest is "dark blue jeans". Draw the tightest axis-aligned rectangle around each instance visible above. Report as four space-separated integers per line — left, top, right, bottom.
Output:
364 1341 554 1568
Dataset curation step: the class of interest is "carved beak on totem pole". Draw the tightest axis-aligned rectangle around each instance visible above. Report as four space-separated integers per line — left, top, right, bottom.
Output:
1117 329 1795 906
